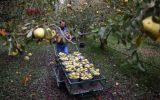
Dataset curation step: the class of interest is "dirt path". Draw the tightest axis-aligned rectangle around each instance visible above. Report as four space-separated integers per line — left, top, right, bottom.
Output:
33 46 98 100
27 46 73 100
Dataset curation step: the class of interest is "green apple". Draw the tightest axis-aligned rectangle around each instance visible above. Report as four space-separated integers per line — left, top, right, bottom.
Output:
24 56 30 61
28 52 32 56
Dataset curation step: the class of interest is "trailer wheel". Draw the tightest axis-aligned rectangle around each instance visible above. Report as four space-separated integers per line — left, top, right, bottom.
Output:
53 67 61 88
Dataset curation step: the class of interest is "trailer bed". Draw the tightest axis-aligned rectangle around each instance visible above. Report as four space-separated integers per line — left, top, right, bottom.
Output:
54 54 106 95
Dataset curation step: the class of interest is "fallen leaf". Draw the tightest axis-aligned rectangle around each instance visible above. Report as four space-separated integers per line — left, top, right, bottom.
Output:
49 61 54 64
112 92 117 95
16 71 19 74
30 92 36 97
135 84 139 87
0 28 7 36
21 73 32 86
22 27 28 30
116 82 119 86
10 80 13 83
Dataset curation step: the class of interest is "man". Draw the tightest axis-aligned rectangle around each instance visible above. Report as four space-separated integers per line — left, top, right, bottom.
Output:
53 20 72 86
55 20 72 54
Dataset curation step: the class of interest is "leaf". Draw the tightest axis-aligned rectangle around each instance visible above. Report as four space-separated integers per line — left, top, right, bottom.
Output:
30 92 36 97
131 50 138 62
138 62 145 72
123 13 132 21
91 28 99 33
21 73 32 86
49 61 54 64
24 23 31 27
26 29 33 38
8 42 13 55
89 25 94 29
108 19 113 23
0 28 7 36
135 35 144 47
127 33 132 42
10 32 16 36
121 39 127 46
117 39 120 44
127 58 133 64
22 27 28 30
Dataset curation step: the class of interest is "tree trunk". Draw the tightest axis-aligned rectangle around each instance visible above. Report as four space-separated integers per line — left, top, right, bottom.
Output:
100 38 105 49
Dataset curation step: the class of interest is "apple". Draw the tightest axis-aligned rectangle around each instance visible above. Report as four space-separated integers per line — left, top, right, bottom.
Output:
28 53 32 56
88 75 93 79
24 56 30 61
96 68 100 72
11 49 18 56
123 0 128 3
90 63 94 67
67 3 72 8
12 51 18 56
26 7 41 16
26 7 34 16
45 28 56 39
96 11 99 14
142 16 160 41
33 28 45 39
65 68 69 72
34 8 41 15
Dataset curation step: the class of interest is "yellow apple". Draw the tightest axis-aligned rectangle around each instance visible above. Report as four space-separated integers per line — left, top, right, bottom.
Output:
24 56 30 61
33 28 45 39
12 50 18 56
28 53 32 56
124 0 128 3
142 16 160 41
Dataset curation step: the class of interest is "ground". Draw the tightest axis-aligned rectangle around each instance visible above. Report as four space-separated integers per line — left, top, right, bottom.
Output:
0 43 97 100
0 39 160 100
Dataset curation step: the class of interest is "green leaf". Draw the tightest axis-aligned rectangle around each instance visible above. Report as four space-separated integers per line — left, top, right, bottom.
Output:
11 32 16 36
121 39 127 46
91 28 99 33
138 63 145 72
127 59 133 64
135 35 144 48
123 14 132 21
89 25 94 29
131 50 138 62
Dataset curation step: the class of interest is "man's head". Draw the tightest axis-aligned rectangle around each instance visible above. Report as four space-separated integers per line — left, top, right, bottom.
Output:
60 20 66 29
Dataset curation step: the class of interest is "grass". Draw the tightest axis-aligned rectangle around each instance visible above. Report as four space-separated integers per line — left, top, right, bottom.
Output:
78 35 160 92
107 35 160 69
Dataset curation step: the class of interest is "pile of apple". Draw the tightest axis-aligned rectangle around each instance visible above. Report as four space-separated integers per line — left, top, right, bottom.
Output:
58 52 100 81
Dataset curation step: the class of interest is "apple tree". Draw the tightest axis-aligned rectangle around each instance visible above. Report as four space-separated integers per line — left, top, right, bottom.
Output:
0 0 59 57
98 0 160 71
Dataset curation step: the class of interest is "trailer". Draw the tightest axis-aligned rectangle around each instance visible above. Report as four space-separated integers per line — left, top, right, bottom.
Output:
53 44 106 95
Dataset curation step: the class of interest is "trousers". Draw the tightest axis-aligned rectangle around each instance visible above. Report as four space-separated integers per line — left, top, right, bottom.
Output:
56 43 69 54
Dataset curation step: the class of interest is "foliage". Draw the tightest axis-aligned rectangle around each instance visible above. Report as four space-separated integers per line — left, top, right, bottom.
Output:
0 0 58 55
91 0 160 71
57 2 94 33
